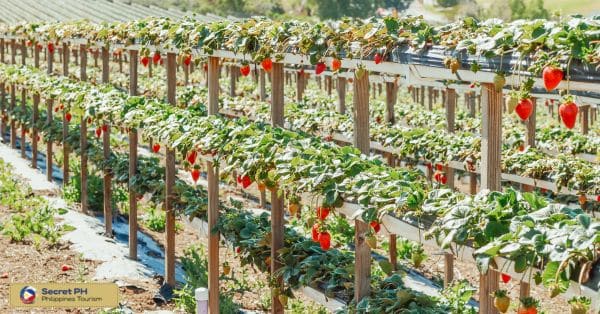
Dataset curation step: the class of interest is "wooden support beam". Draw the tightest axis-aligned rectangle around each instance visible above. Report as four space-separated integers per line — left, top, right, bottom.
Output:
420 85 425 107
581 105 589 135
522 98 537 192
270 62 285 314
0 38 4 64
34 42 40 68
428 86 434 110
385 81 397 124
296 70 304 102
184 58 190 86
259 69 266 101
62 43 70 185
353 70 371 303
229 65 237 97
101 46 112 237
128 49 139 260
207 56 220 313
164 52 177 287
20 39 26 65
326 75 332 95
46 98 53 182
389 234 397 271
444 253 454 288
10 39 15 65
445 89 456 190
10 84 16 149
0 82 5 143
479 83 503 314
20 89 26 158
80 44 88 214
337 77 346 114
32 93 39 169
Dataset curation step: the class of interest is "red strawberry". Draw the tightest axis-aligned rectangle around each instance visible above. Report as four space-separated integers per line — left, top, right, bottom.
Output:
141 56 149 67
152 51 161 65
87 117 92 124
26 40 32 47
36 43 43 50
61 264 72 272
596 195 600 202
241 175 252 189
324 135 333 142
370 220 381 233
236 247 241 254
190 169 200 183
439 174 447 185
470 83 475 88
375 116 382 124
47 42 55 53
425 162 432 170
559 101 578 129
331 58 342 71
316 207 330 220
136 194 144 201
236 175 242 184
36 135 40 142
519 144 525 152
318 231 331 250
54 106 59 113
515 98 533 121
183 55 192 66
261 58 272 72
203 63 208 72
159 59 163 65
152 143 160 153
435 163 443 171
186 150 197 164
102 124 108 132
59 103 64 110
434 172 442 182
65 112 72 122
311 224 320 242
374 53 382 64
95 127 102 138
240 64 250 77
501 273 511 283
315 62 326 75
542 66 563 91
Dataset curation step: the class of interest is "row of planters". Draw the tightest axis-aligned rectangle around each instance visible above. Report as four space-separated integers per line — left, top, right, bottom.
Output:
1 63 598 313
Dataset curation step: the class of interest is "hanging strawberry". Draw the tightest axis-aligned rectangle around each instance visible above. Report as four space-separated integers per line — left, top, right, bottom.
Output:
203 63 208 72
47 42 55 53
315 62 326 75
374 53 383 64
95 127 102 138
261 58 273 72
240 175 252 189
316 206 330 220
240 64 250 77
542 65 563 92
501 273 511 283
493 73 506 92
152 143 160 153
102 124 108 132
65 112 72 122
515 98 533 121
152 51 161 65
318 231 331 250
559 98 578 129
311 223 320 242
183 54 192 66
506 93 518 113
186 150 197 164
141 56 149 67
190 168 200 183
370 220 381 233
331 58 342 71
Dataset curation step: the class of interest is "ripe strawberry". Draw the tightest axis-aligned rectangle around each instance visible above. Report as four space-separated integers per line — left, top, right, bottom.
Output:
54 106 60 112
95 127 102 138
370 220 381 233
311 223 320 242
374 53 383 64
435 163 443 171
542 66 563 91
203 63 208 71
47 42 55 53
183 54 192 66
159 59 164 65
186 150 197 164
434 172 442 182
102 124 108 132
315 62 326 75
152 143 160 153
316 206 330 220
61 264 72 271
318 231 331 250
240 64 250 77
152 51 161 65
324 134 333 142
469 83 475 88
36 43 43 50
141 56 149 67
236 247 241 254
331 58 342 71
241 175 252 189
519 144 525 152
26 40 32 47
87 117 92 124
261 58 273 72
515 98 533 121
190 169 200 183
375 116 382 124
59 103 64 110
65 112 72 122
236 175 242 184
559 101 578 129
501 273 511 283
425 162 432 170
36 135 40 142
596 195 600 202
439 174 448 185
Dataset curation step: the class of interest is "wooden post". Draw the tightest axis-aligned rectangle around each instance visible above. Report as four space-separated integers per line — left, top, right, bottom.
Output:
128 49 139 260
0 82 5 143
20 89 26 158
34 42 40 68
80 44 88 214
10 84 16 149
46 98 53 182
207 56 220 313
165 52 177 287
118 52 123 73
101 46 112 237
581 105 589 135
444 253 454 288
259 69 266 101
0 38 4 64
479 83 502 314
445 89 456 190
385 81 397 124
337 77 346 114
428 87 434 110
326 76 332 95
522 98 537 192
184 58 190 86
62 43 70 185
32 94 39 169
10 39 16 65
296 71 304 102
47 42 53 73
353 70 371 302
229 65 236 97
270 62 285 314
20 39 26 65
420 86 425 107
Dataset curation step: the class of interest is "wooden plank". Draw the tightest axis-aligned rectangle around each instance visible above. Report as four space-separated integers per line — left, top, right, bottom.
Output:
10 39 15 65
385 82 396 124
230 65 237 97
20 39 26 65
46 98 53 182
128 49 138 260
353 69 371 303
10 84 16 148
337 77 346 114
444 253 454 288
0 82 4 139
20 89 26 158
101 46 112 237
522 98 537 192
207 55 220 314
296 70 304 102
270 62 285 314
479 82 503 314
80 44 88 215
445 89 456 190
428 86 434 110
164 52 177 287
31 93 39 169
62 43 70 185
581 105 589 135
